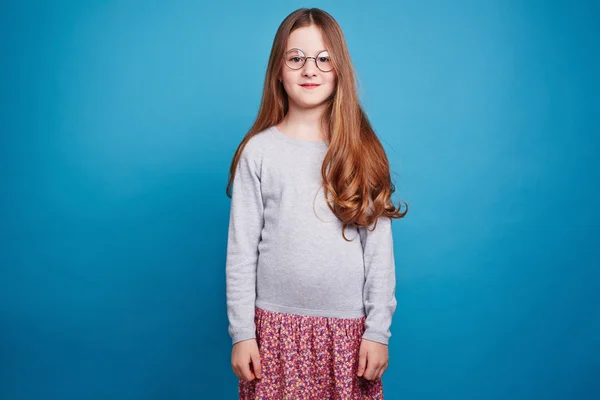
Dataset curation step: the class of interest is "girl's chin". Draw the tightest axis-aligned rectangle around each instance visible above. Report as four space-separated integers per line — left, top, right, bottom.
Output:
289 97 330 110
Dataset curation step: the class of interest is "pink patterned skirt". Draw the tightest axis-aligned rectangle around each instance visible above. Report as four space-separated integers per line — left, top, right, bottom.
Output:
239 307 384 399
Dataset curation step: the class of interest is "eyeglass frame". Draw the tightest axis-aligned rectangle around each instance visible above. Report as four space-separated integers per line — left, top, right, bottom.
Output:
283 48 334 72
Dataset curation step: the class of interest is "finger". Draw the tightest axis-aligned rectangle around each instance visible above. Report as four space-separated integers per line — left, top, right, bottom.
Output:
376 368 383 380
242 369 256 381
357 348 367 377
251 351 262 379
364 361 379 380
239 360 256 381
378 362 388 379
232 363 244 380
376 364 385 380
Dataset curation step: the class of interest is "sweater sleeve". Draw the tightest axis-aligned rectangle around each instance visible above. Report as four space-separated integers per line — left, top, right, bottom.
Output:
226 143 264 345
358 216 398 345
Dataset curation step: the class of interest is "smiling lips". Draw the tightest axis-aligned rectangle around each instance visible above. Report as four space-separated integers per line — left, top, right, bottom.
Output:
301 84 320 89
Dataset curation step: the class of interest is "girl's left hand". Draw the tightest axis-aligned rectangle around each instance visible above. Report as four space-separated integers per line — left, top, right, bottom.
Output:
357 339 389 380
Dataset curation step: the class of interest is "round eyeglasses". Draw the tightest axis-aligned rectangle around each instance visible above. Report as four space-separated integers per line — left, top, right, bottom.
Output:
284 48 333 72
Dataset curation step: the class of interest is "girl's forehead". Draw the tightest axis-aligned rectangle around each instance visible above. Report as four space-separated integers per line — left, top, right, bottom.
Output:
286 26 326 53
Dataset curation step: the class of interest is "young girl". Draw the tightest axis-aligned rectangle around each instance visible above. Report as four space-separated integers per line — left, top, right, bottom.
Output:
225 7 407 399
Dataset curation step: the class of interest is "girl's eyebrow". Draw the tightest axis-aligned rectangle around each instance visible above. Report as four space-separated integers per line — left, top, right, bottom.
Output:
286 48 329 54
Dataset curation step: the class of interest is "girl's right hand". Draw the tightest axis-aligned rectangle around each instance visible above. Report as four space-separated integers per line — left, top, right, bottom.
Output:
231 338 262 381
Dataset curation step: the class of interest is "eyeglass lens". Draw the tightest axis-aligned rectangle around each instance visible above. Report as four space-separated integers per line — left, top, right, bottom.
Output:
284 49 333 72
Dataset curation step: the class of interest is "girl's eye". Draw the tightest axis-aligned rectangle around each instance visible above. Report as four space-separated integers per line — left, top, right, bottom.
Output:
319 57 330 63
290 57 304 63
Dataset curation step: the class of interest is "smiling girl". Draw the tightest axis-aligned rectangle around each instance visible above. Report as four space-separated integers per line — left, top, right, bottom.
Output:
225 7 407 399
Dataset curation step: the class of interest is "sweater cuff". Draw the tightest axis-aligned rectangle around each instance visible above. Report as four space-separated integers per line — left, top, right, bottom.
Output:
231 330 256 345
361 330 390 345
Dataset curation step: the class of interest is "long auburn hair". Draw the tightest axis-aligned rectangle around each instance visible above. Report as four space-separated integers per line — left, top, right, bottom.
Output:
226 7 408 240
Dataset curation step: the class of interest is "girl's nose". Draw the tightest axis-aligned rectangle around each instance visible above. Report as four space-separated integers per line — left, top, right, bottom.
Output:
302 58 318 76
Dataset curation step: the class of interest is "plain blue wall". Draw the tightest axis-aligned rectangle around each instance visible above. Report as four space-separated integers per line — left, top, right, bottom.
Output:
1 0 598 399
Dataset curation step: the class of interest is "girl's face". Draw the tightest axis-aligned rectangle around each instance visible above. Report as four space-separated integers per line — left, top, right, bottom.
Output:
280 25 337 110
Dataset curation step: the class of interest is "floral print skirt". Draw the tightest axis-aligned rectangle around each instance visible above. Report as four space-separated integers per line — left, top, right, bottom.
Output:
239 307 384 399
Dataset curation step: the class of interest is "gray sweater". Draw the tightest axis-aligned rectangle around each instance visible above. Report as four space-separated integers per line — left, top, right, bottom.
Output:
226 126 397 345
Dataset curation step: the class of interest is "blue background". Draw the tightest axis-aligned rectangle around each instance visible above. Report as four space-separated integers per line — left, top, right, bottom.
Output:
1 0 598 399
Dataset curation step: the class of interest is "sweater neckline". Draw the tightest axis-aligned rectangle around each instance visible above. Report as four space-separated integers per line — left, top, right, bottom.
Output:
269 126 329 149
